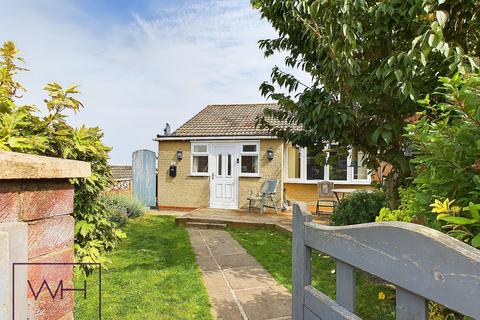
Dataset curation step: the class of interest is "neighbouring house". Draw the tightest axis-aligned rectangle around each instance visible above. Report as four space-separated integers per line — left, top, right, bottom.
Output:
155 103 375 211
109 165 132 194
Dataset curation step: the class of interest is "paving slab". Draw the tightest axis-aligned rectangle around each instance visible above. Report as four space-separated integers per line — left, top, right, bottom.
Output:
196 256 219 272
215 253 261 270
235 286 292 320
202 271 230 293
223 267 280 290
188 227 292 320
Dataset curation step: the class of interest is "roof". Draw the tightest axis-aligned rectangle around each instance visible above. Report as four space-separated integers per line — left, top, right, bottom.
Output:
110 165 132 180
159 103 296 138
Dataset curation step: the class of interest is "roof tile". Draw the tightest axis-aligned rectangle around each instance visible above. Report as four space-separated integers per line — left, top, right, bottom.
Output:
168 103 297 137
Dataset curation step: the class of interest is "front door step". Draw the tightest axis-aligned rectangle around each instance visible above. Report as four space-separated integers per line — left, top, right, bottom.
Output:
186 222 227 229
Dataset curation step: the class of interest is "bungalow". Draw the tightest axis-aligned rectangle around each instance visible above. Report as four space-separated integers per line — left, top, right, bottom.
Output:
155 103 373 211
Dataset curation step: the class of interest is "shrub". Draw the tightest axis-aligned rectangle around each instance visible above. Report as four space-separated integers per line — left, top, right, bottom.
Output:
102 194 148 218
405 73 480 226
376 208 414 223
109 210 129 228
376 187 417 223
430 198 480 248
0 41 124 275
330 191 386 226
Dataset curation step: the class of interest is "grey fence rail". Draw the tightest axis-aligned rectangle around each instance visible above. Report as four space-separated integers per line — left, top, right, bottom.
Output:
292 203 480 320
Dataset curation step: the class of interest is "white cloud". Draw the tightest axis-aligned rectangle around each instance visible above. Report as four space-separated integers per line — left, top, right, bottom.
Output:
0 0 294 164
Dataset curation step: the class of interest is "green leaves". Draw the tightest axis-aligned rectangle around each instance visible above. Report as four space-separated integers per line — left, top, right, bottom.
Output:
0 41 119 276
394 69 403 81
436 215 477 225
75 220 95 237
310 0 321 18
472 234 480 248
435 10 448 29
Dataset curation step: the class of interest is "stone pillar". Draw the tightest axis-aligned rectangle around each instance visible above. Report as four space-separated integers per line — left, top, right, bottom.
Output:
0 151 91 320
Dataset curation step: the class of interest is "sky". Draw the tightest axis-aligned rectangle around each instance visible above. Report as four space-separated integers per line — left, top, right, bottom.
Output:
0 0 290 164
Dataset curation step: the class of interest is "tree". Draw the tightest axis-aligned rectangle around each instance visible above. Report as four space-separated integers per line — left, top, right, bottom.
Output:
0 41 124 274
252 0 480 208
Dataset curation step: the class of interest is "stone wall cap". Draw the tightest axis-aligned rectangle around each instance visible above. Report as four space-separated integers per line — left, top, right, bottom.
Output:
0 151 91 180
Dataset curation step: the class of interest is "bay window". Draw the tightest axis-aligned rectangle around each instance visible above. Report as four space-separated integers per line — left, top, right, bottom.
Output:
285 144 370 183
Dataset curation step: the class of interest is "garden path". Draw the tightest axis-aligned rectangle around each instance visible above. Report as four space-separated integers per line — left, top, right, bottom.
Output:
187 227 292 320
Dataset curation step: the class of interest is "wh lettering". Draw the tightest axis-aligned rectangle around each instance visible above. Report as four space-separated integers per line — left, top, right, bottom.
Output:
27 279 87 300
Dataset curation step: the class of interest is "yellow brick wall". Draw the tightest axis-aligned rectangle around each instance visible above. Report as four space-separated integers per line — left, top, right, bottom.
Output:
157 141 210 208
157 139 284 209
238 140 283 209
284 183 373 204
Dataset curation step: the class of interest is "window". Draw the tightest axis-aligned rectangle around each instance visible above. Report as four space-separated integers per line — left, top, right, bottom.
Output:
191 143 208 175
287 145 301 179
285 144 371 184
306 149 324 180
354 151 368 180
240 143 259 175
193 145 207 153
328 145 348 181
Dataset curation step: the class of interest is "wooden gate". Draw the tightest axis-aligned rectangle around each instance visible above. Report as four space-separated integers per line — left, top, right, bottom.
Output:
132 149 156 207
292 203 480 320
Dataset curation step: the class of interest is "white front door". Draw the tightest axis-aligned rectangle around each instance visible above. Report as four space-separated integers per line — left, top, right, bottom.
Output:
210 145 238 209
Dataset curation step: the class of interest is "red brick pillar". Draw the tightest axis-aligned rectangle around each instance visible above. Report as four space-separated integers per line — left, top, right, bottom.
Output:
0 151 91 320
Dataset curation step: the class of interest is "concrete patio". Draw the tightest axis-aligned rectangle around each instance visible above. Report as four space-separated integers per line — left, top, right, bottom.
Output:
174 208 328 233
187 227 292 320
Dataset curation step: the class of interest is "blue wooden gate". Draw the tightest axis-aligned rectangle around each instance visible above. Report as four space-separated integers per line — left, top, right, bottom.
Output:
132 149 156 207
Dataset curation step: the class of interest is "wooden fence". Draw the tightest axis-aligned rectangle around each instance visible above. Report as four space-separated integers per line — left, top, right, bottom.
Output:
292 203 480 320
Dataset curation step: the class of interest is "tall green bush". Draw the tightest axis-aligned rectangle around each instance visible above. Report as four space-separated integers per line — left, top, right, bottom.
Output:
0 41 124 274
330 191 386 226
405 72 480 226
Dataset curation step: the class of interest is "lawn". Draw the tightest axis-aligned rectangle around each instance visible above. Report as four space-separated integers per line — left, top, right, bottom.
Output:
228 227 396 320
74 215 212 320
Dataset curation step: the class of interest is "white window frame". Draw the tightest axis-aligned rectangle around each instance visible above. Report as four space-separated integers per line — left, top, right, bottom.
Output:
239 142 261 177
284 145 371 185
190 143 210 176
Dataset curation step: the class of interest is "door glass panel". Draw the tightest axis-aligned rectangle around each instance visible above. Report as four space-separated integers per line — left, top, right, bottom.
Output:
217 154 222 176
227 154 232 176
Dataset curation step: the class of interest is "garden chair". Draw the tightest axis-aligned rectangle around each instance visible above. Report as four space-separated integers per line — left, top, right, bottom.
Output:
315 181 336 215
247 179 279 214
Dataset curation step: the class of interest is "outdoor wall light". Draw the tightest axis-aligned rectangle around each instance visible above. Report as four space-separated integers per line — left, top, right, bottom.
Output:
176 150 183 160
267 148 274 160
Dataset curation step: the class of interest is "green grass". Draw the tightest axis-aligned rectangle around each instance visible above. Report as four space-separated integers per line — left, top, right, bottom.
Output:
228 227 396 320
74 216 212 320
